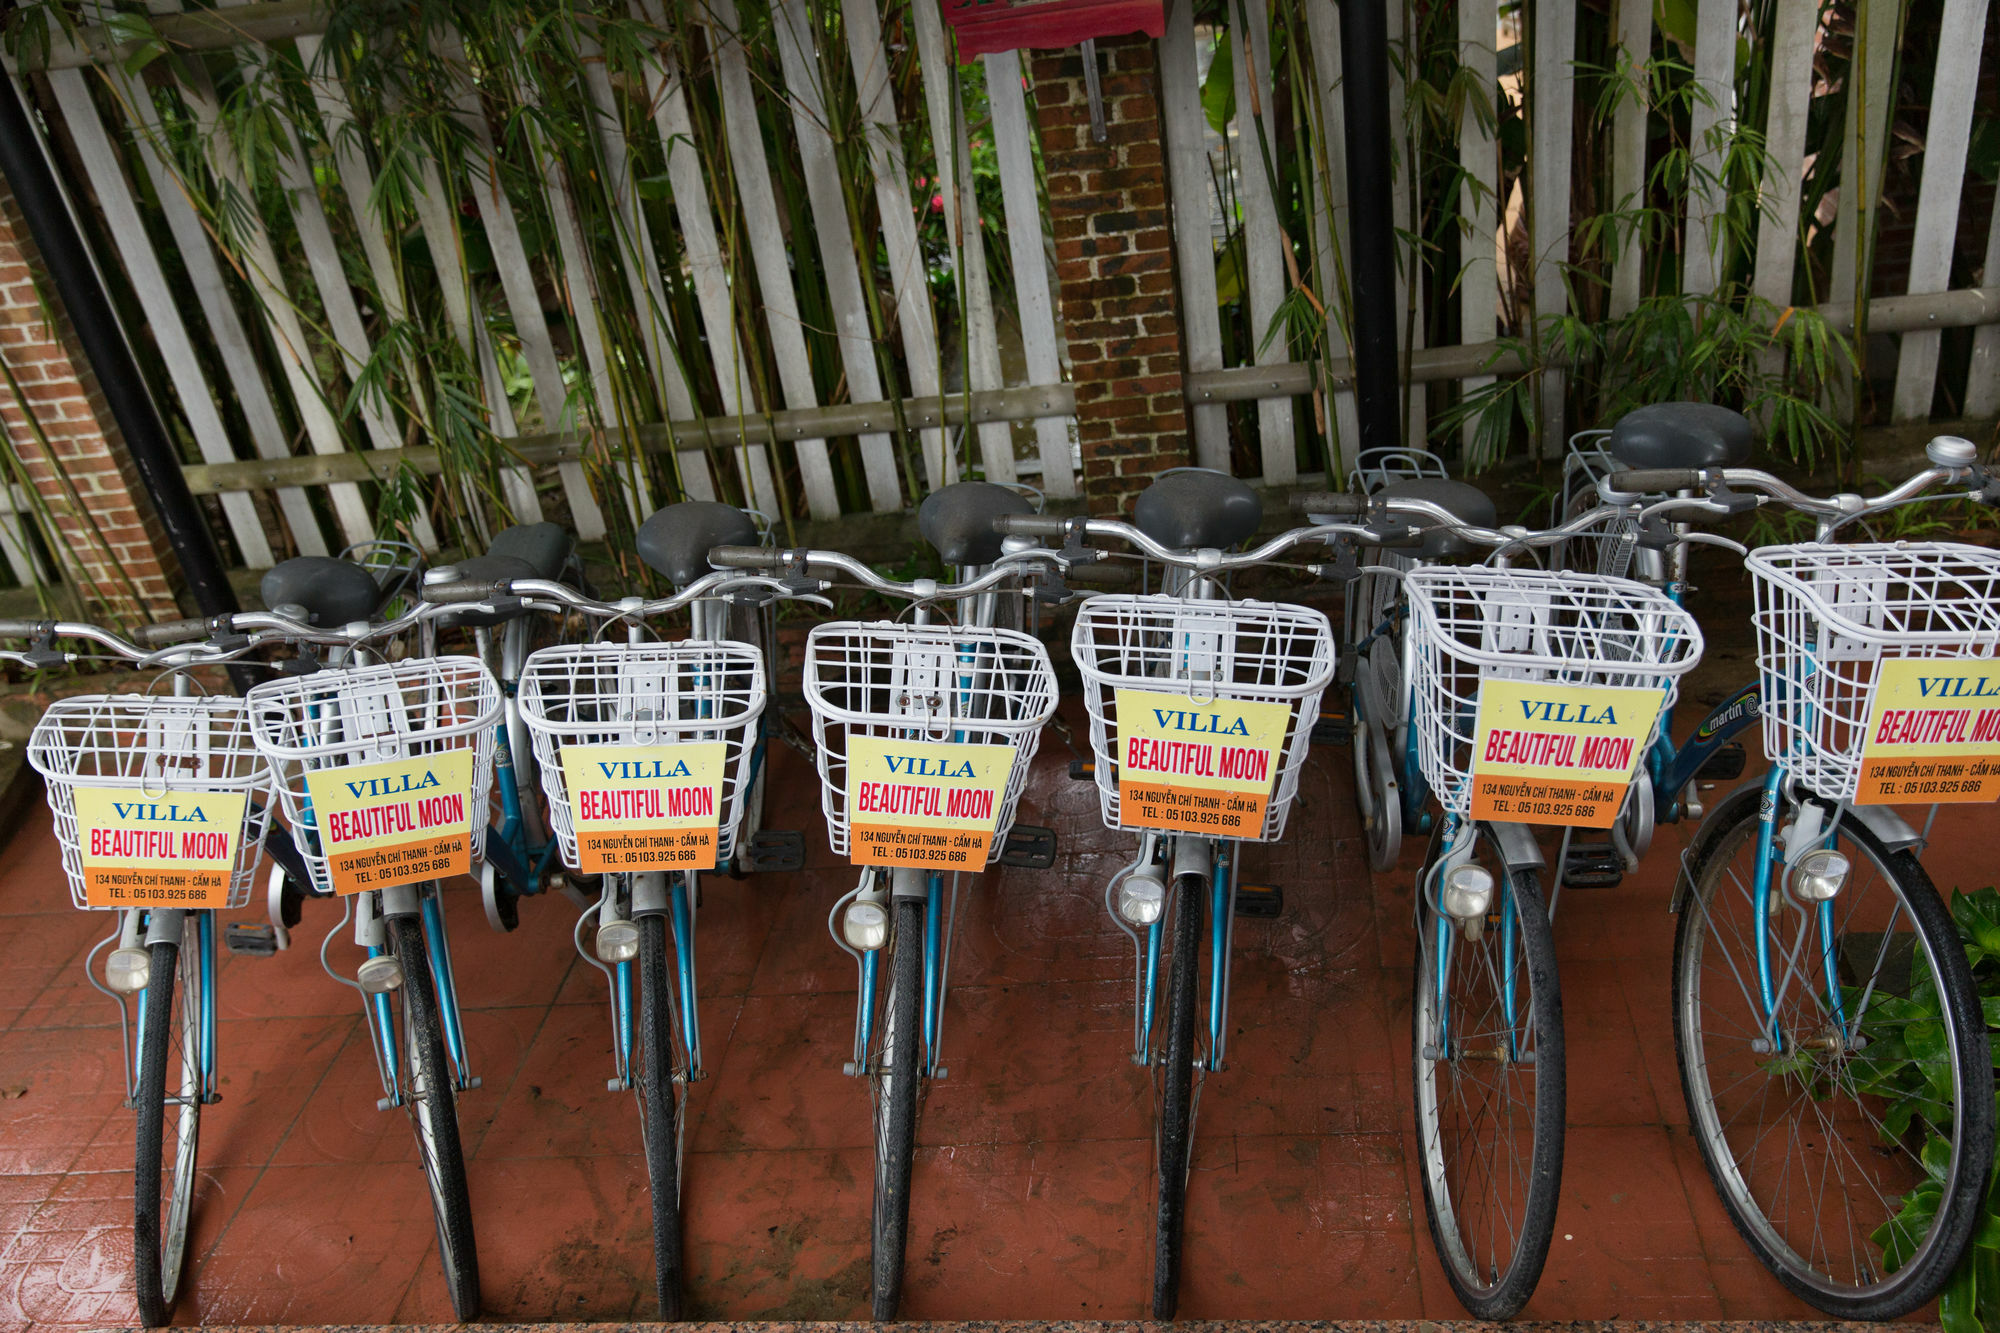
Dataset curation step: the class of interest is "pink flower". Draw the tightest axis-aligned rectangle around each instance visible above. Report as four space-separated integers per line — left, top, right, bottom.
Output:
931 193 944 211
913 174 927 188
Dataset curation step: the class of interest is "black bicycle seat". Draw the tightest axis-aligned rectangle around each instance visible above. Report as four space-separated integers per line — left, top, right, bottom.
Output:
443 523 577 628
1608 402 1754 471
1132 469 1262 551
1379 478 1497 562
919 482 1032 566
638 500 760 588
260 556 383 627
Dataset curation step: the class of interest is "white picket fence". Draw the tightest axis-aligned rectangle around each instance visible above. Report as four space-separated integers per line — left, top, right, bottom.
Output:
2 0 1996 579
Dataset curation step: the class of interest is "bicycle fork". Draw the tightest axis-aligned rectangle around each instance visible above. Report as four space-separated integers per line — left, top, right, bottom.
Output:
344 882 479 1109
1746 766 1848 1055
112 908 219 1107
587 871 704 1092
839 867 949 1079
1121 836 1236 1072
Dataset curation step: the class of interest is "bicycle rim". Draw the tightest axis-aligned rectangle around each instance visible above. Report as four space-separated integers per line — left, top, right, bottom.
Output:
637 913 685 1318
134 936 201 1327
1413 824 1564 1319
392 915 481 1320
870 897 924 1320
1152 871 1205 1319
1676 791 1993 1315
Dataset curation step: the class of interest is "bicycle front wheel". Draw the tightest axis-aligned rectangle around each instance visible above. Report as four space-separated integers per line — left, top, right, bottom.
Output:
1675 783 1995 1316
134 931 202 1328
870 896 925 1320
389 913 481 1320
1413 821 1565 1319
1152 868 1204 1319
637 912 685 1317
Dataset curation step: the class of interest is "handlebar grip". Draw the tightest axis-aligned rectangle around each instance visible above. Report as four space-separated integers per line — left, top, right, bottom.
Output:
992 514 1070 538
1607 468 1701 494
0 619 45 639
1290 491 1367 517
708 545 785 571
134 617 211 647
423 579 510 605
1065 561 1136 588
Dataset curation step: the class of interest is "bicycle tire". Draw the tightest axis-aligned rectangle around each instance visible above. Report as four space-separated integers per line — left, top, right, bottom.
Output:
1674 782 1995 1317
637 912 685 1318
1413 822 1564 1319
1355 716 1402 873
1152 869 1205 1319
871 896 925 1320
133 935 201 1328
389 913 481 1320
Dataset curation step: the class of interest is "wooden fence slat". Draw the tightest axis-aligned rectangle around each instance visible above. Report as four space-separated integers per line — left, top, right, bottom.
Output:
1531 0 1576 456
985 50 1077 496
1607 0 1652 317
1457 0 1499 460
1160 0 1228 471
770 0 902 511
1680 0 1737 297
45 69 275 567
846 0 950 488
1891 0 1991 421
1830 0 1904 306
1303 0 1361 478
1233 0 1295 483
1749 0 1815 316
704 0 841 520
1386 15 1428 449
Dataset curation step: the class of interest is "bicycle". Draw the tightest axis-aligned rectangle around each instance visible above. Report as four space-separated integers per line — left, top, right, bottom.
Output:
708 479 1062 1319
1584 426 2000 1316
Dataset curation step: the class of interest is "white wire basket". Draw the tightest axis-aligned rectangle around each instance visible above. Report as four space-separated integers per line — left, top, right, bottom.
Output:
245 657 501 895
28 694 276 911
1751 542 2000 801
1071 595 1337 841
1406 566 1704 816
517 641 768 868
803 621 1058 862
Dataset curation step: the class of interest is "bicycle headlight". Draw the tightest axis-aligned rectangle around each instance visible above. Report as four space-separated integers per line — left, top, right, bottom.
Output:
1440 863 1495 920
841 900 890 951
1792 848 1850 903
595 918 641 964
356 954 405 994
105 946 150 995
1117 872 1167 926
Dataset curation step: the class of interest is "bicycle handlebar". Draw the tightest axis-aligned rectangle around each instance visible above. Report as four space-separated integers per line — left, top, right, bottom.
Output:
1287 492 1370 517
1607 468 1700 495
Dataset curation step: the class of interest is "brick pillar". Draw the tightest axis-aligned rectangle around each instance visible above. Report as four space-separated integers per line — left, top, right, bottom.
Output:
0 175 179 622
1031 34 1191 516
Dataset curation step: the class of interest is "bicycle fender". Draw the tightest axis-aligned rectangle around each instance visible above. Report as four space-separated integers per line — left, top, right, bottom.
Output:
1843 803 1923 855
1489 821 1544 873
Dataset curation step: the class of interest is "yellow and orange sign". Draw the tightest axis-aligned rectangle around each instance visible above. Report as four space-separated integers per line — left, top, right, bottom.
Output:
1112 688 1291 836
558 742 726 872
845 736 1015 869
1469 680 1664 828
1854 659 2000 804
305 751 475 895
73 787 249 908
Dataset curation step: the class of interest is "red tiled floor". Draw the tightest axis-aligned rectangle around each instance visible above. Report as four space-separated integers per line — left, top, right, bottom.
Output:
0 669 1980 1329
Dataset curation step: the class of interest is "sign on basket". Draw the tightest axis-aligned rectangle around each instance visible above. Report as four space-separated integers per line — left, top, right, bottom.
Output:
845 736 1016 869
1469 680 1664 828
558 743 727 872
73 787 249 908
306 751 476 894
1855 660 2000 804
1112 688 1291 836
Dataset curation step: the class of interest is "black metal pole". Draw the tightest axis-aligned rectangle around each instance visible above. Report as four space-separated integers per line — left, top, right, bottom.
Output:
0 70 242 625
1339 0 1403 457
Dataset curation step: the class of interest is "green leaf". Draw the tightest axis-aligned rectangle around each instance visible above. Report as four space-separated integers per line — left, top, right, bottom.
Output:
1202 29 1236 136
1941 1256 1983 1333
1214 243 1242 306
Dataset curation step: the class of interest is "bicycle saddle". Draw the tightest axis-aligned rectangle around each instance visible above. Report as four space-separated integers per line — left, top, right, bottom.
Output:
919 481 1032 566
1608 402 1753 470
638 500 759 588
260 556 383 627
1379 478 1498 562
1133 469 1262 551
443 522 577 628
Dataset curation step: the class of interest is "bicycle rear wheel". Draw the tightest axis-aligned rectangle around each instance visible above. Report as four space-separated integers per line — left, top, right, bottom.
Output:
870 896 925 1320
1152 869 1204 1319
1674 782 1994 1316
637 912 686 1317
1413 822 1564 1319
133 931 202 1328
389 913 481 1320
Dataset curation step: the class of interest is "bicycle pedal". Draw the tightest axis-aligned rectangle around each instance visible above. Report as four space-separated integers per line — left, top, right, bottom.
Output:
738 830 806 874
225 923 280 957
1310 716 1351 747
996 824 1057 869
1067 758 1095 781
1234 882 1284 918
1696 742 1747 781
1562 840 1626 889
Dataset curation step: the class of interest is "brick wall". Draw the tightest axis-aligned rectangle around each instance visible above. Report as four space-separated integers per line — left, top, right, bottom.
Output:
0 174 179 622
1031 34 1191 516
